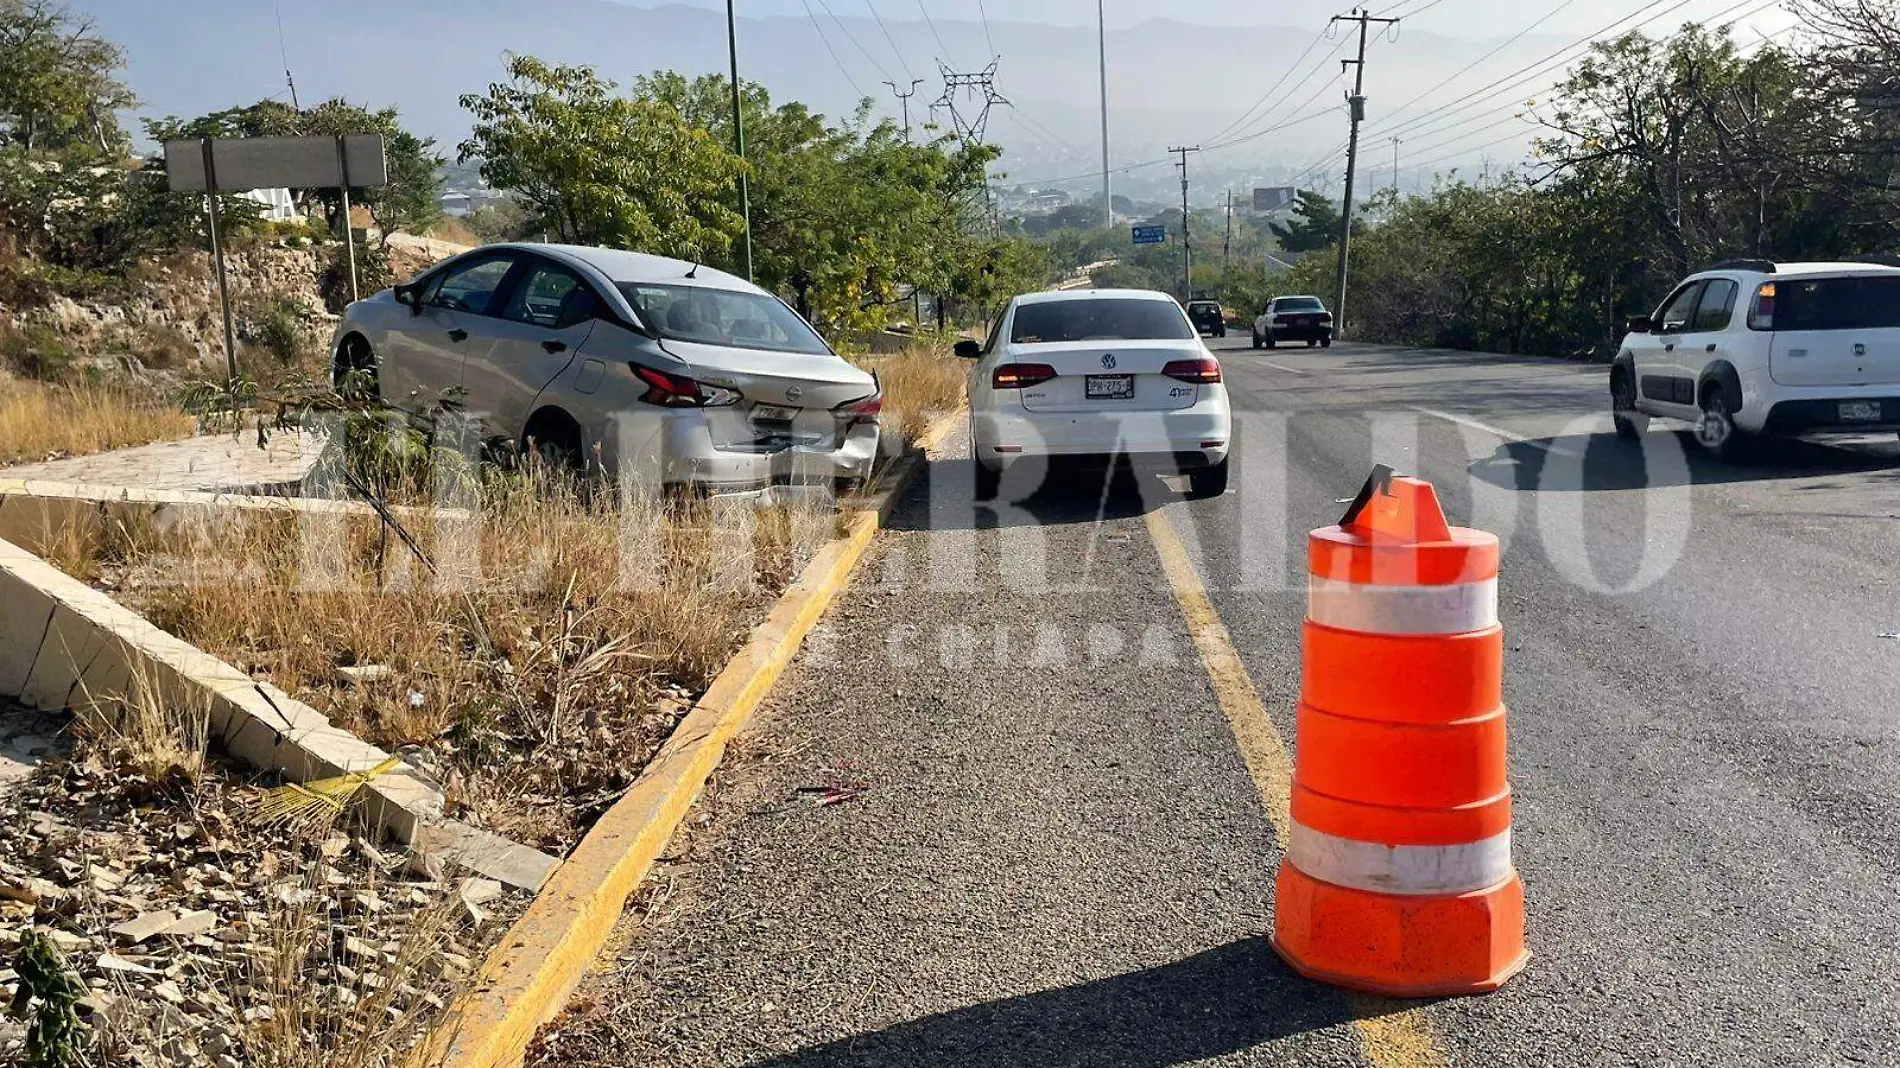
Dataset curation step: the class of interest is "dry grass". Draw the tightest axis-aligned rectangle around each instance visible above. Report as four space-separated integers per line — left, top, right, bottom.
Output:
63 465 836 850
73 659 213 786
0 378 194 465
863 344 967 445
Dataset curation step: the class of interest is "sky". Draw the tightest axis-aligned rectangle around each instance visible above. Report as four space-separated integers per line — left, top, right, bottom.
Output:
615 0 1800 41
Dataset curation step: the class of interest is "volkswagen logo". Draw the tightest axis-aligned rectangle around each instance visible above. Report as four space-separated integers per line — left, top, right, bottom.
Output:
785 385 804 401
1101 353 1118 369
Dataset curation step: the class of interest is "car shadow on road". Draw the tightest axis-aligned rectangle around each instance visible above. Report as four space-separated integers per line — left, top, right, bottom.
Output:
884 458 1185 533
747 936 1361 1068
1470 430 1900 492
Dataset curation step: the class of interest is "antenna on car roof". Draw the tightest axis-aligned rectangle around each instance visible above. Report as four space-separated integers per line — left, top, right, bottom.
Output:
686 261 701 279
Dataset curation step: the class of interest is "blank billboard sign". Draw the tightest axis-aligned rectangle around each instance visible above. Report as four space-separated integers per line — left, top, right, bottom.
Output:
164 135 388 192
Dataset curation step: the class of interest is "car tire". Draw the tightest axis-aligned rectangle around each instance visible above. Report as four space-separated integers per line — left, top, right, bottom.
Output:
973 455 1000 501
1695 391 1750 461
333 334 380 403
1321 336 1333 349
1251 331 1263 349
1263 336 1276 349
1188 458 1230 499
1611 369 1648 440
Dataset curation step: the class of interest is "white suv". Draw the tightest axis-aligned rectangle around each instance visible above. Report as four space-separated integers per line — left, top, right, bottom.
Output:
1611 258 1900 458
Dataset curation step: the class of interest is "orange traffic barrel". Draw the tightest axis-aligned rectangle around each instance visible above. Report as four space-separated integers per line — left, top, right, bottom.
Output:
1272 465 1529 997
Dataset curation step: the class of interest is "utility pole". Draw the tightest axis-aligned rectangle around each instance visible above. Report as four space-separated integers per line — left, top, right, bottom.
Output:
275 7 300 111
1391 135 1402 196
1331 7 1398 338
1169 146 1199 301
1222 190 1234 293
884 78 925 141
1098 0 1112 228
726 0 754 281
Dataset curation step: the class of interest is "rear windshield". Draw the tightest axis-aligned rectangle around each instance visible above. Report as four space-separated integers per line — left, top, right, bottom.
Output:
617 283 832 354
1275 297 1324 312
1188 302 1220 312
1772 276 1900 331
1010 298 1195 343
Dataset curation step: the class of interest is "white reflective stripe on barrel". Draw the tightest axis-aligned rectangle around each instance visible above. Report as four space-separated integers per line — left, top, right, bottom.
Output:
1288 823 1513 896
1307 576 1498 636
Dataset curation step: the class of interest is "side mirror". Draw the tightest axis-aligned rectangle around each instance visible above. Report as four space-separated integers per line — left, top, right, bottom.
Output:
393 283 421 314
954 339 983 359
1623 316 1653 335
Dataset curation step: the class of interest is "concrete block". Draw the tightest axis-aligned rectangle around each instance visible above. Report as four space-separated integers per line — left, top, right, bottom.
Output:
0 567 55 696
412 821 561 892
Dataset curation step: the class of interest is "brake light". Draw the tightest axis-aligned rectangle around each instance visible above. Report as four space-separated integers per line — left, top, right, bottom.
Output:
1162 357 1223 384
631 363 737 407
835 392 884 422
1749 282 1776 330
992 363 1057 389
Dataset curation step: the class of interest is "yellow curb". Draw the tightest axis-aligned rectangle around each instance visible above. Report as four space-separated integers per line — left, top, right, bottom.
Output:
421 412 964 1068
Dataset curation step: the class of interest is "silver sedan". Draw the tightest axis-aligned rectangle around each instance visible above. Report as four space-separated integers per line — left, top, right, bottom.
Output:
329 243 882 495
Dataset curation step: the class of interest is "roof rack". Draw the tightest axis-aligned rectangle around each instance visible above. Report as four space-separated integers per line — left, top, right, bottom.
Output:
1846 253 1900 268
1708 258 1777 273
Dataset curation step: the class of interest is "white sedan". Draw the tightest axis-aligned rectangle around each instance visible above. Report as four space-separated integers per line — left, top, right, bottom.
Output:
959 289 1233 499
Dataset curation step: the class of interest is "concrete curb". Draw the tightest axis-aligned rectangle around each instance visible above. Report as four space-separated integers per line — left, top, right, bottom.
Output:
0 532 558 892
420 412 963 1068
0 478 472 553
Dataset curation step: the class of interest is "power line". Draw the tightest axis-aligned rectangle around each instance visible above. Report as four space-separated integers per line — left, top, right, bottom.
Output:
1331 7 1402 336
1375 0 1772 142
815 0 896 83
1202 26 1333 145
1374 0 1589 135
976 0 997 59
916 0 956 64
1002 107 1084 156
1216 34 1355 148
802 0 867 97
1205 104 1343 153
1394 0 1786 171
864 0 915 80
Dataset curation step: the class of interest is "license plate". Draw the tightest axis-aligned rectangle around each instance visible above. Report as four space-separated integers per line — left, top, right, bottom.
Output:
1840 401 1882 422
1086 374 1134 399
752 404 798 423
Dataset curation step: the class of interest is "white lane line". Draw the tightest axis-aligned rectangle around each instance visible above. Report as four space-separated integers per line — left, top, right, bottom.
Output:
1261 361 1308 376
1410 406 1575 455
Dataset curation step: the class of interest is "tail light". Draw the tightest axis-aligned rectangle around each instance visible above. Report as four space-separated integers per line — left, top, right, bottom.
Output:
631 363 738 408
992 363 1057 389
835 392 884 423
1749 282 1776 330
1162 357 1223 384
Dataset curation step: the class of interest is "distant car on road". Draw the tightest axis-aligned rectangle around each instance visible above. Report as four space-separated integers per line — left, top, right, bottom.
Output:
1253 296 1334 349
1612 258 1900 459
959 289 1232 499
330 243 881 495
1186 300 1227 338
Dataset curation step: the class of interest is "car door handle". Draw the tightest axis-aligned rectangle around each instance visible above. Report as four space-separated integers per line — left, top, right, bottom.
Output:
447 329 468 343
1664 343 1676 352
1705 343 1717 352
542 340 568 354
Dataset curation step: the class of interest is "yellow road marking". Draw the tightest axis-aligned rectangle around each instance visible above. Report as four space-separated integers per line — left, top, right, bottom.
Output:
1144 505 1452 1068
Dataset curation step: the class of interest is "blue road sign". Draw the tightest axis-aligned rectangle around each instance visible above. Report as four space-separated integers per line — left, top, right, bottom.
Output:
1132 225 1167 246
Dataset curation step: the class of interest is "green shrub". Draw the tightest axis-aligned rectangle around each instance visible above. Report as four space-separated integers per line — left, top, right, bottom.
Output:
319 240 392 313
249 296 312 364
0 323 77 380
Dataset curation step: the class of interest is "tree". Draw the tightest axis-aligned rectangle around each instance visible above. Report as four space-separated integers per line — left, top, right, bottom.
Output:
459 55 742 261
1269 190 1347 252
144 98 447 242
0 0 133 156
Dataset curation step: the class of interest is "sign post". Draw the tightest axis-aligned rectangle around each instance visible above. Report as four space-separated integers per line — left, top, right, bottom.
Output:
1132 225 1167 246
166 134 388 384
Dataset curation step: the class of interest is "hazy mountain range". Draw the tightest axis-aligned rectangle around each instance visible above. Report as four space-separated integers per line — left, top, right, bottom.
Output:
69 0 1748 204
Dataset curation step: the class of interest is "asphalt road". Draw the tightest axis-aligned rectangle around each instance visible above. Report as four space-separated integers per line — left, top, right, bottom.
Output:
537 339 1900 1068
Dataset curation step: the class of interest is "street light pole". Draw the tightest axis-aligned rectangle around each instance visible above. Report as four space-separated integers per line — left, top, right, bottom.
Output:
1099 0 1112 228
726 0 754 281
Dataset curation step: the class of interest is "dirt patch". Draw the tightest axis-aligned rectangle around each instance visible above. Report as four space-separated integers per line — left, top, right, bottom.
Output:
0 717 519 1068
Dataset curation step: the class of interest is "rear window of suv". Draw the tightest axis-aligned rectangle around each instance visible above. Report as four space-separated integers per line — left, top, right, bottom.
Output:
1771 275 1900 331
1010 298 1195 343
